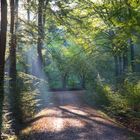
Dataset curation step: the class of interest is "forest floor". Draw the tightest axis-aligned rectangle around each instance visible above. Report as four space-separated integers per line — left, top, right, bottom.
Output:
21 90 140 140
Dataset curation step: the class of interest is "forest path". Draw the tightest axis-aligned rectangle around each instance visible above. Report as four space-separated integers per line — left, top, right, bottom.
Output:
21 90 138 140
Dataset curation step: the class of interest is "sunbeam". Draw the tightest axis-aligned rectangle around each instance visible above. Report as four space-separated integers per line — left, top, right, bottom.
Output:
1 0 140 139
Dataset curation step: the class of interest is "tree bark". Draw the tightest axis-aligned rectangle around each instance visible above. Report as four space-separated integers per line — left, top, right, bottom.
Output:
0 0 7 137
9 0 21 134
9 0 16 82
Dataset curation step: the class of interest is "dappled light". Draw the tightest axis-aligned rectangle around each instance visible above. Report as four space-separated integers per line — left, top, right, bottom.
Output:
20 91 138 140
0 0 140 139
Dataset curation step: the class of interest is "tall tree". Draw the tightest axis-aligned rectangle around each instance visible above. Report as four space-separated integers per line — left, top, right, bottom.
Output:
130 39 135 72
27 0 30 21
37 0 44 69
9 0 16 83
9 0 21 134
36 0 49 77
0 0 7 137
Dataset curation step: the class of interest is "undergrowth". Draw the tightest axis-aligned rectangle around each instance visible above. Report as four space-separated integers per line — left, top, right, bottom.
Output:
85 77 140 133
2 72 47 139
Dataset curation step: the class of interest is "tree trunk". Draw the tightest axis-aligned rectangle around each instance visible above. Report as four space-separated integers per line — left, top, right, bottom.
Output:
9 0 21 134
123 52 128 73
62 74 67 89
0 0 7 137
130 39 135 72
27 0 30 21
114 55 121 87
9 0 16 82
80 75 85 89
114 55 119 77
37 0 44 68
119 55 123 75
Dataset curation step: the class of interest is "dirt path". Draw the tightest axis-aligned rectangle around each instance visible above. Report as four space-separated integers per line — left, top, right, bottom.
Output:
21 91 139 140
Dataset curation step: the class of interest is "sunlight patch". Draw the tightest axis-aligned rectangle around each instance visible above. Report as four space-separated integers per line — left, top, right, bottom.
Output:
53 118 63 131
63 118 86 129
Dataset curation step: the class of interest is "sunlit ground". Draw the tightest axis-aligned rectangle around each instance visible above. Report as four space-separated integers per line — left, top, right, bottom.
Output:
21 91 136 140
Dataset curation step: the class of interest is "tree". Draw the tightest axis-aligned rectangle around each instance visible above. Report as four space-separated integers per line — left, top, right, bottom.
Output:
9 0 17 84
9 0 21 134
37 0 44 69
0 0 7 137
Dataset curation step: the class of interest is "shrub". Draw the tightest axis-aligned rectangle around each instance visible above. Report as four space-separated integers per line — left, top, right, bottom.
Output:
124 81 140 112
86 80 140 117
17 72 47 120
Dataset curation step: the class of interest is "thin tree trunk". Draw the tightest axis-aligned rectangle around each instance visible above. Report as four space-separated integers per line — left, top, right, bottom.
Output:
0 0 7 137
62 74 67 89
27 0 30 21
114 55 121 87
26 0 32 74
123 52 128 73
80 75 85 89
37 0 44 68
114 55 119 77
119 56 122 75
130 39 135 72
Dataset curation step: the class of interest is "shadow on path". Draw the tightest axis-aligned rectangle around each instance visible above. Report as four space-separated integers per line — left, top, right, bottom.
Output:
20 91 140 140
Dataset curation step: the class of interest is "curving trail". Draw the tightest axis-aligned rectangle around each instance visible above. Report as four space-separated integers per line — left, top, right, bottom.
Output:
21 91 139 140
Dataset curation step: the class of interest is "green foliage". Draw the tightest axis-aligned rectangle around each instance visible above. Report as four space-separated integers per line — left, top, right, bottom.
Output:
67 74 80 89
124 81 140 112
106 91 129 115
2 96 18 140
17 72 46 120
20 90 38 119
86 78 140 119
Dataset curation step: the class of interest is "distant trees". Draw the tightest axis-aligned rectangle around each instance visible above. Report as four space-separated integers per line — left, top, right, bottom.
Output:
103 0 139 82
75 0 140 84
